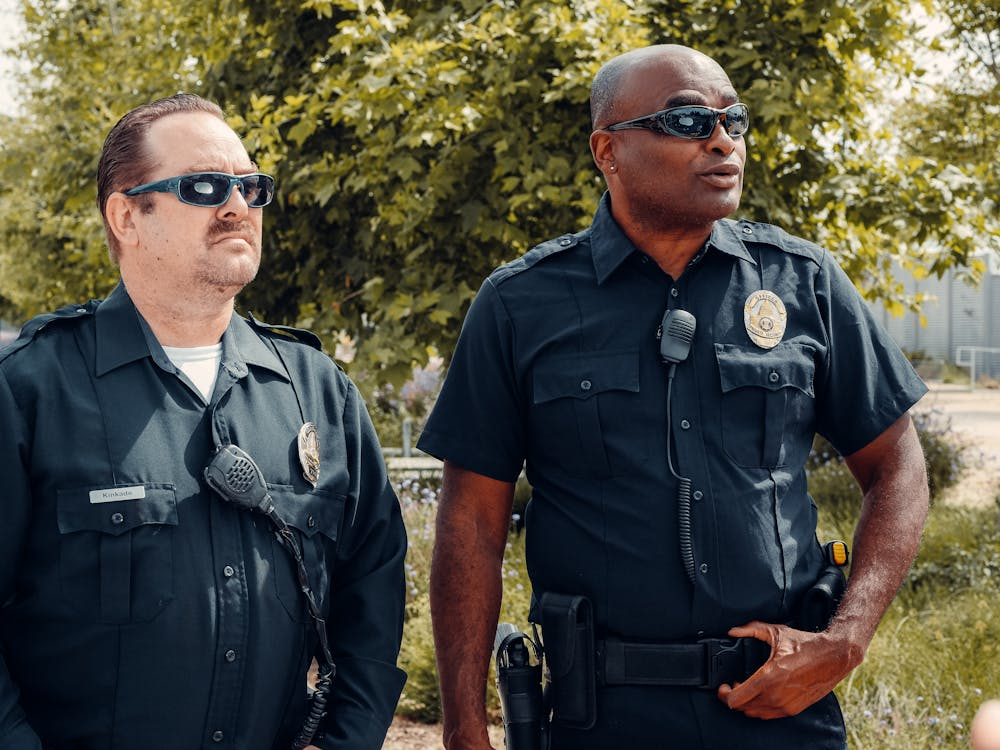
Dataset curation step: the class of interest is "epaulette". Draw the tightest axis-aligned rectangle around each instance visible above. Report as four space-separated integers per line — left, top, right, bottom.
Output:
0 299 100 364
489 232 583 285
726 218 826 266
247 313 324 351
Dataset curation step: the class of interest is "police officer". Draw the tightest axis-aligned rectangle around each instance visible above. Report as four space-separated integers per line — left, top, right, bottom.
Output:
0 94 406 750
419 45 929 749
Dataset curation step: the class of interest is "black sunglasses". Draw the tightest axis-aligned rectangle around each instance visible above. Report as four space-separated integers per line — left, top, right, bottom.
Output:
124 172 275 208
605 103 750 140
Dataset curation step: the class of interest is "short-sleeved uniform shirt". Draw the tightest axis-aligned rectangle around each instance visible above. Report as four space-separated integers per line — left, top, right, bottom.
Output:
0 283 407 750
418 195 927 749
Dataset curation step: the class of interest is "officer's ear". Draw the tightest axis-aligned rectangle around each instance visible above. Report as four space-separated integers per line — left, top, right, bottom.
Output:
104 192 141 250
590 130 616 180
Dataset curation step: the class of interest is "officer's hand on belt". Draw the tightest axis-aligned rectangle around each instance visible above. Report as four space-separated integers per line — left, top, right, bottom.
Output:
715 620 865 720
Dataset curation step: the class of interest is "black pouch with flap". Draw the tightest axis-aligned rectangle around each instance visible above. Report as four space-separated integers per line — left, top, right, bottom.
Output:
539 592 596 729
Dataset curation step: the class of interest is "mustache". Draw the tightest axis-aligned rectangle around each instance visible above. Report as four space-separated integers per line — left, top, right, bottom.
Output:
207 219 256 241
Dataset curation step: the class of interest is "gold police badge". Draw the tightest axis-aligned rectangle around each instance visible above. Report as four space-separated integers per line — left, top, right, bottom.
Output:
297 422 320 488
743 290 787 349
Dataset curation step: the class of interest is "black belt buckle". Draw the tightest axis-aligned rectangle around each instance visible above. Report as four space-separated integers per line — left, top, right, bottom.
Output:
698 637 743 690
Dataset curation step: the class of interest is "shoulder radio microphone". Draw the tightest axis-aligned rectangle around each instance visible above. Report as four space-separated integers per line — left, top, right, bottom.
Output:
658 307 699 583
659 308 697 368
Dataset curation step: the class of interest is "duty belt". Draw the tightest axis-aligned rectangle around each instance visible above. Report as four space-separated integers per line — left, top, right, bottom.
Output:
595 636 771 690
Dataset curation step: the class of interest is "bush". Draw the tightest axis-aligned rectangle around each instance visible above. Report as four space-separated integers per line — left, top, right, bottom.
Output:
837 499 1000 749
364 358 444 451
902 500 1000 602
912 409 968 500
808 408 966 518
396 594 442 723
394 476 445 722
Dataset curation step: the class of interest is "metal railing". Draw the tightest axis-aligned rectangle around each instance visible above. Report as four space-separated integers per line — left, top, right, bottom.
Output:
955 346 1000 389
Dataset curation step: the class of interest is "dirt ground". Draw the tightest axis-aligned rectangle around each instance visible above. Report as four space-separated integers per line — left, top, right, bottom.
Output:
380 382 1000 749
381 717 504 750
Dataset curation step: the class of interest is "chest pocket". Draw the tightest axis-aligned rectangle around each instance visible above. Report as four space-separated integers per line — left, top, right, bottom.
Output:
530 350 645 479
266 486 345 622
715 342 817 468
56 485 178 624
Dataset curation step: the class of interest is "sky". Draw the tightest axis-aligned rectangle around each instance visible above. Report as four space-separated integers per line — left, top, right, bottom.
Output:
0 0 24 116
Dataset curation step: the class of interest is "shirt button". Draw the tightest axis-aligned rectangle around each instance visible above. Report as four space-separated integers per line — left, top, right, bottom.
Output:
700 563 709 574
742 225 753 235
670 287 679 297
693 490 703 501
225 649 237 663
559 237 573 247
223 565 235 578
680 419 691 430
76 307 87 313
307 515 316 528
580 379 592 391
769 371 780 383
110 512 125 525
212 730 224 742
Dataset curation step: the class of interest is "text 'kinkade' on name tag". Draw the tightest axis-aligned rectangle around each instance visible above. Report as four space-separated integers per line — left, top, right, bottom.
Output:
89 486 147 504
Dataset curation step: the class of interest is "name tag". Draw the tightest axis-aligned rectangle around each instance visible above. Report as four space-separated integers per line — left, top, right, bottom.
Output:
89 485 147 504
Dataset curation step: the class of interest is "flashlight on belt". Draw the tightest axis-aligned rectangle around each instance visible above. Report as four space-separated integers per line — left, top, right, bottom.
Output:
799 540 850 632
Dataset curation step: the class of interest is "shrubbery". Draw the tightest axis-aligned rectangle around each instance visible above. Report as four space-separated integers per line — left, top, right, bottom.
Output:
808 407 967 520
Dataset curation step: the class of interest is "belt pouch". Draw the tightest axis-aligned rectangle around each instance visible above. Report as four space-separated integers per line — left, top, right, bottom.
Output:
539 592 596 729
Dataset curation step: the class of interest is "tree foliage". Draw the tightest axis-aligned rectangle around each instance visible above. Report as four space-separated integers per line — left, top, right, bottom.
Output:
899 0 999 289
0 0 995 385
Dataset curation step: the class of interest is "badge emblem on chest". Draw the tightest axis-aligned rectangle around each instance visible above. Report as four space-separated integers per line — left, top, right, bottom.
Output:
743 290 787 349
297 422 321 488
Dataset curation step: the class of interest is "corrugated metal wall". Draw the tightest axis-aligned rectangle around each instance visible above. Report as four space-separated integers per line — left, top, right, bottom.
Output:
867 253 1000 378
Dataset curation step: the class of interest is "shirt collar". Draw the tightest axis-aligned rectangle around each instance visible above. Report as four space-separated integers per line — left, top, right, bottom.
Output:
220 313 290 383
94 283 153 376
591 193 640 285
590 194 757 284
95 282 288 381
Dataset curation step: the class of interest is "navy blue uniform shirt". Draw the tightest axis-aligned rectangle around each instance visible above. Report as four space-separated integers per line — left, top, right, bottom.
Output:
418 195 926 748
0 283 406 750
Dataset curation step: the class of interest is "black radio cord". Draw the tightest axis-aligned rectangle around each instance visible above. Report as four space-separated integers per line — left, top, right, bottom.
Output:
665 369 696 584
270 519 336 750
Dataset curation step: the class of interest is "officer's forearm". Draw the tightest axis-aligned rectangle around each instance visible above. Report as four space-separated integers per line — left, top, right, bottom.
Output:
430 465 513 750
431 534 502 749
834 414 929 653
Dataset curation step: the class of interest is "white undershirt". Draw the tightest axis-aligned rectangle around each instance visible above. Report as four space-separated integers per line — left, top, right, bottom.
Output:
162 343 223 403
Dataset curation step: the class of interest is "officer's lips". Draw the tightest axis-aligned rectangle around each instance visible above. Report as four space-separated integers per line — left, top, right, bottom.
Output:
211 231 257 251
697 162 742 189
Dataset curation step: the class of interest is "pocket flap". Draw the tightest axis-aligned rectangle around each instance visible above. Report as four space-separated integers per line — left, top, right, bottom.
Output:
267 486 345 540
57 484 178 536
715 342 815 396
533 351 639 404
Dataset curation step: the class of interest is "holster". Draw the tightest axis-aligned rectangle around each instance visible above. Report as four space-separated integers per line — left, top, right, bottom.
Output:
538 592 597 730
798 565 847 632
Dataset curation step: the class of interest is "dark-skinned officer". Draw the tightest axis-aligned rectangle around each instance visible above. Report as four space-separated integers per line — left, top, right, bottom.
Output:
0 93 406 750
419 44 929 749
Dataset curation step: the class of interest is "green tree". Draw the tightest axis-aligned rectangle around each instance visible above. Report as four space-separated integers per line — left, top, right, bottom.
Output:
898 0 999 289
1 0 995 384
